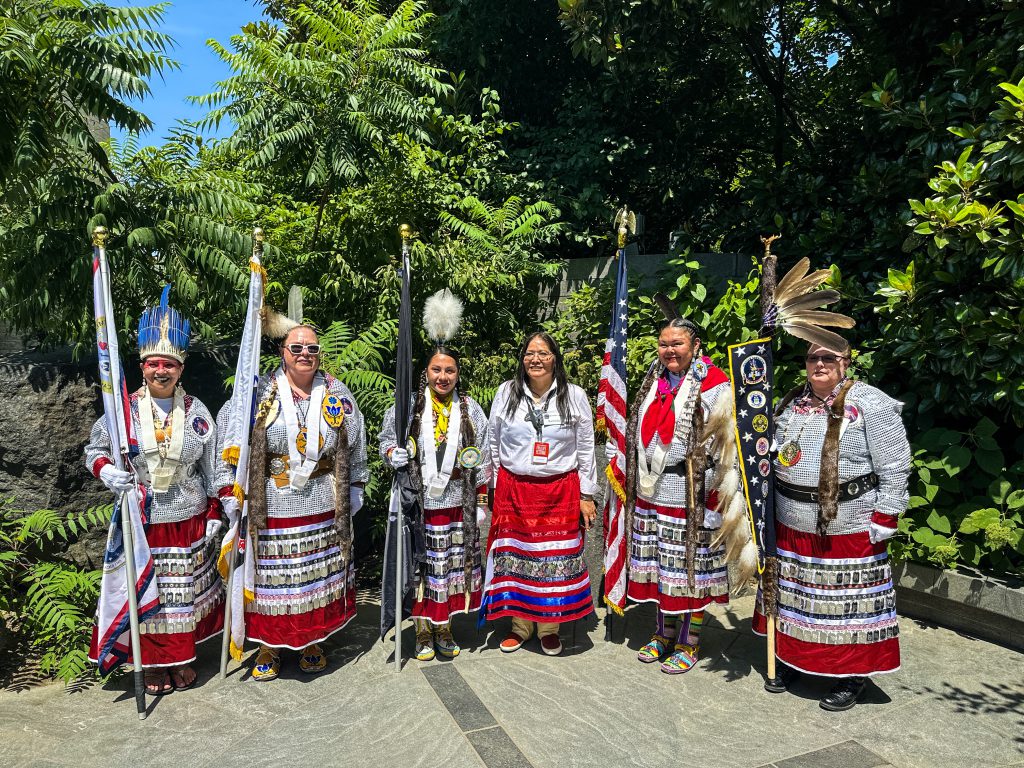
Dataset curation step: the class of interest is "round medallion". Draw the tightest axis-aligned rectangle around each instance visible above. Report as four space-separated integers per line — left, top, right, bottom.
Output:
296 427 325 455
406 436 418 459
752 414 769 433
844 404 860 423
746 390 767 410
755 437 770 456
322 394 345 428
191 416 210 436
779 440 802 467
740 355 768 385
269 457 286 475
459 446 483 469
758 459 771 477
692 358 708 381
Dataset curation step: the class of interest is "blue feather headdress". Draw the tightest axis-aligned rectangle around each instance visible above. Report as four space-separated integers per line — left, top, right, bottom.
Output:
138 284 191 363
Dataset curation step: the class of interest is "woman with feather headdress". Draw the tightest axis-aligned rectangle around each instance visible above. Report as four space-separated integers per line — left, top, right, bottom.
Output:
753 337 911 711
379 290 490 662
85 285 225 695
215 313 368 682
617 298 753 675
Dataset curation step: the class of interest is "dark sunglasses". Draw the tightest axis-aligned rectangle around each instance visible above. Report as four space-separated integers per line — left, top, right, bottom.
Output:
805 354 847 365
285 343 320 355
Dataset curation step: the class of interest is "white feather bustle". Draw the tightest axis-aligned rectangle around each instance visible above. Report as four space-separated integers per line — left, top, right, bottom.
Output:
262 307 299 340
423 289 463 343
733 539 758 594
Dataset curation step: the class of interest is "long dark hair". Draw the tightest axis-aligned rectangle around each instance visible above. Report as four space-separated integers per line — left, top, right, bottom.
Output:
504 331 572 424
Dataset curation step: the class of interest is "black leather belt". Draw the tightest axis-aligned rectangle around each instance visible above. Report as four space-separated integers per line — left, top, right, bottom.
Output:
777 472 879 504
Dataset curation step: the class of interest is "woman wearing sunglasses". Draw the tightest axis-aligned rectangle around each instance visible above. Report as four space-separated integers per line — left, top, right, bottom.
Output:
85 286 224 695
481 332 597 657
219 322 368 681
379 291 489 662
754 341 911 711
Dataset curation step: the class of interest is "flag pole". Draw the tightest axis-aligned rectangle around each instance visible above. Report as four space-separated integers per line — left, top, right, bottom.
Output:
759 235 781 684
394 224 414 672
93 226 147 720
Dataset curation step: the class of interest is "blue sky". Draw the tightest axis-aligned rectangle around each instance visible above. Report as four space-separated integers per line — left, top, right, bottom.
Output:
113 0 261 143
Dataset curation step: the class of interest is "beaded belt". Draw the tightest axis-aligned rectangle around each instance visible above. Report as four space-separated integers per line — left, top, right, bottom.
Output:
776 472 879 504
267 454 333 488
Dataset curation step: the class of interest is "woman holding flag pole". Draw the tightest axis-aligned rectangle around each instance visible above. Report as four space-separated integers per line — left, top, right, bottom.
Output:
86 278 225 696
379 290 489 662
216 293 368 681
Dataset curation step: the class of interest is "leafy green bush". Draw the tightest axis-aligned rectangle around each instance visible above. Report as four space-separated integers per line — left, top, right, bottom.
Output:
891 419 1024 576
0 501 112 683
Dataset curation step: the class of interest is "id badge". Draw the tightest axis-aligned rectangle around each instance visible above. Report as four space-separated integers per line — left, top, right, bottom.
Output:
532 441 550 465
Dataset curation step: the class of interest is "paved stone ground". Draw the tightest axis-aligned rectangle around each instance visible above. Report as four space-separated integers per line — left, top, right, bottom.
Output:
0 590 1021 768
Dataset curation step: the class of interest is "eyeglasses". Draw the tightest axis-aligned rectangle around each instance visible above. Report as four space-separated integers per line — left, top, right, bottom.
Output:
805 354 847 365
285 343 321 355
523 351 553 361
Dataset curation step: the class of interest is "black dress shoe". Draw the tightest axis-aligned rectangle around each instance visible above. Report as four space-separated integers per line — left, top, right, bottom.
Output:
764 664 801 693
820 677 866 711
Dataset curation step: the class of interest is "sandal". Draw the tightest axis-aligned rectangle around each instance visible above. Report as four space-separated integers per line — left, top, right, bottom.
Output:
170 665 197 691
252 646 281 681
299 643 327 674
660 643 699 674
637 633 672 663
144 670 173 696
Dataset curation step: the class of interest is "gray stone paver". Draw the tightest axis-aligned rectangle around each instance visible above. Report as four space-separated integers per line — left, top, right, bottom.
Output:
0 593 1021 768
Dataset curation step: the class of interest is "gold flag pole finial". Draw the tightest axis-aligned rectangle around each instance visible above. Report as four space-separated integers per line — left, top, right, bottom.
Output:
399 223 414 240
253 227 265 257
761 233 781 258
92 226 108 248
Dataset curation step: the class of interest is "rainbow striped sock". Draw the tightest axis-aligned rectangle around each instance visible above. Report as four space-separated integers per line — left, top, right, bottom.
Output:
685 611 704 645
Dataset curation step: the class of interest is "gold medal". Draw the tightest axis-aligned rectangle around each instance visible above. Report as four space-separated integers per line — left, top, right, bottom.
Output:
779 440 802 467
322 394 345 428
752 414 768 433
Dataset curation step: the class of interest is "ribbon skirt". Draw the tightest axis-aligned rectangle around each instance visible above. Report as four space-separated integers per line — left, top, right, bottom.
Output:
413 504 483 624
89 512 224 668
246 509 356 650
753 520 900 677
482 468 594 625
626 497 729 614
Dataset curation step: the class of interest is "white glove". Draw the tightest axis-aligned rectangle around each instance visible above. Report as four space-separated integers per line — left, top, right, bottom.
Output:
604 442 616 461
703 510 723 529
389 447 409 469
350 486 364 516
476 506 487 524
221 496 240 526
868 522 896 544
99 464 135 494
205 519 223 541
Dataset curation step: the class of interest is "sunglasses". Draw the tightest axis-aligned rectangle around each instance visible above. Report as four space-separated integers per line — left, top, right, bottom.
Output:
285 343 321 355
805 354 847 365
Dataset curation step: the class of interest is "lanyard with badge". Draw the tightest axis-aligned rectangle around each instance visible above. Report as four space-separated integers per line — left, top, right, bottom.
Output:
525 389 556 464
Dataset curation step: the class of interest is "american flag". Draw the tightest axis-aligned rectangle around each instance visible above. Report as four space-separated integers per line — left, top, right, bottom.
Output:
597 248 629 614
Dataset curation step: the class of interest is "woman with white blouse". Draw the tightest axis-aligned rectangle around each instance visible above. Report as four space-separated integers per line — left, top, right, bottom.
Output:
482 332 597 656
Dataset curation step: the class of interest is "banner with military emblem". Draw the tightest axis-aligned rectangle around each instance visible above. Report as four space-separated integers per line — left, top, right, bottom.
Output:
727 338 777 574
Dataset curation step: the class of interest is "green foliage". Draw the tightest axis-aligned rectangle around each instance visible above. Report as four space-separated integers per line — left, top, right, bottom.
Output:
892 419 1024 575
0 500 112 683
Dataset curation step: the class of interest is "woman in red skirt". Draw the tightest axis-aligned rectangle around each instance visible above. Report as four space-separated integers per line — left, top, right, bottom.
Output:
380 291 489 661
86 286 224 695
483 332 597 656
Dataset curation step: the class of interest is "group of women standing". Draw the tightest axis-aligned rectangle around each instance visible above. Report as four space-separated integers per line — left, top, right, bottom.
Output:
86 286 910 713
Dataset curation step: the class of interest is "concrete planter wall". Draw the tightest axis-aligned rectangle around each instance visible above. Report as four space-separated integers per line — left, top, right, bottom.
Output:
893 559 1024 652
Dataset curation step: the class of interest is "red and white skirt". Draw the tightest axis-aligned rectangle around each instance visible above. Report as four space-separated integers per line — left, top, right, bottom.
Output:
90 513 224 668
482 468 594 625
626 497 729 614
246 509 357 650
753 521 900 677
413 504 483 625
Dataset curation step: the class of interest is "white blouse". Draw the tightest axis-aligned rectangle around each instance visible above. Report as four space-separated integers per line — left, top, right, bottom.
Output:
487 379 598 495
